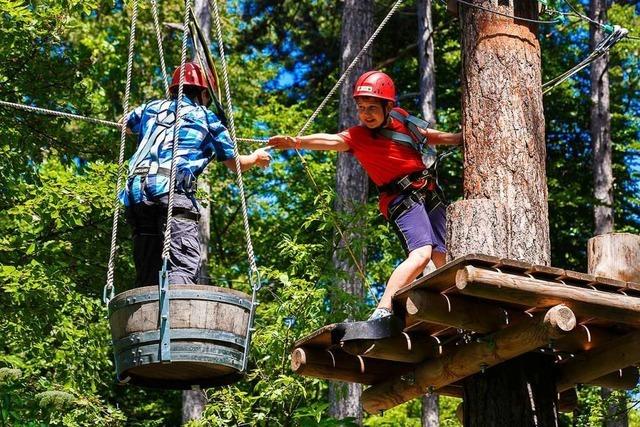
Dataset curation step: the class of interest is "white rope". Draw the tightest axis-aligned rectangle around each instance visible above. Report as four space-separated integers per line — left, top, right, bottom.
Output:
161 0 192 261
0 100 121 128
236 137 268 144
151 0 170 98
211 0 258 277
296 0 404 137
104 0 139 304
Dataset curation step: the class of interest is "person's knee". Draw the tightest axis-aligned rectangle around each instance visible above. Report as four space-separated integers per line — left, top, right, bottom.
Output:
408 245 432 269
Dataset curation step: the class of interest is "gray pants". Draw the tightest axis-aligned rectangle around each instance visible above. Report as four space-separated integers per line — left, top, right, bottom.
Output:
125 194 201 287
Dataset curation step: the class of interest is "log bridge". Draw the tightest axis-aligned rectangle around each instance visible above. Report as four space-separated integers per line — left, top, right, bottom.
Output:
290 254 640 414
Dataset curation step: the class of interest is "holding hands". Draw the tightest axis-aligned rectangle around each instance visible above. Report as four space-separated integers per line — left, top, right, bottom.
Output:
268 135 299 150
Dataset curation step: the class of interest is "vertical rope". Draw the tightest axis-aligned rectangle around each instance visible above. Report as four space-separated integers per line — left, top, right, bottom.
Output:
151 0 170 98
104 0 139 304
211 0 259 277
161 0 192 261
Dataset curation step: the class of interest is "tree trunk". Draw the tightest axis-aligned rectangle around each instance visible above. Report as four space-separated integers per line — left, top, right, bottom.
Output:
590 0 613 236
588 234 639 427
453 1 554 425
417 1 440 423
183 0 211 423
328 1 373 424
589 0 620 421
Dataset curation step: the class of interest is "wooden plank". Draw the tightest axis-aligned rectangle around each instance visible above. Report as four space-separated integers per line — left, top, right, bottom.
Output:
293 324 339 349
456 266 640 327
291 347 412 385
361 305 576 414
556 330 640 392
525 264 567 280
396 254 500 301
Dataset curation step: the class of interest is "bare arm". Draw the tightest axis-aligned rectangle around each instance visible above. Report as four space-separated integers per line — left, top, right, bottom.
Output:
223 148 271 172
421 128 463 146
268 133 349 152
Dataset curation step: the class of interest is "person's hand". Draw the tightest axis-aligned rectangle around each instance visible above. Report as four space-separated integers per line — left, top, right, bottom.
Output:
268 135 298 150
252 148 272 168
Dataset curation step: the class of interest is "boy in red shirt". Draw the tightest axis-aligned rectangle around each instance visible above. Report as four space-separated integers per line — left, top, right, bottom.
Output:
269 71 461 320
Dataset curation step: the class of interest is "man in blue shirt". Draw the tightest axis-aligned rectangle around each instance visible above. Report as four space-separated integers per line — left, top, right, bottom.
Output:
121 62 270 287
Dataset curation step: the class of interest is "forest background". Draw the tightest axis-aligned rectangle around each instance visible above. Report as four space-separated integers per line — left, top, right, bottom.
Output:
1 0 639 425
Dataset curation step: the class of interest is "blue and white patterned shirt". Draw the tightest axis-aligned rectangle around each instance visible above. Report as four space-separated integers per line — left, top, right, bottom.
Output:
119 97 235 207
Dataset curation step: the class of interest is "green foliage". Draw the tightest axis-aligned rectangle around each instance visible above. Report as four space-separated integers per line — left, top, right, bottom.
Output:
1 0 639 425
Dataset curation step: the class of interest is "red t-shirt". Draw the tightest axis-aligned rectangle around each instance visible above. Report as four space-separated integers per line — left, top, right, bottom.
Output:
339 107 425 218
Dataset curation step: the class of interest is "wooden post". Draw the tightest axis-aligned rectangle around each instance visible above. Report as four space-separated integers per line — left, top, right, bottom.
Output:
456 266 640 326
361 305 575 413
556 330 640 392
588 233 640 285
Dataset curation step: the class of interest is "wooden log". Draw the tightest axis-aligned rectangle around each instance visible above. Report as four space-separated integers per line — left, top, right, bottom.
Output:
361 305 576 413
553 324 614 353
585 367 639 390
456 265 640 326
588 233 640 283
291 347 412 385
556 330 640 392
446 199 509 262
558 388 578 413
341 333 442 363
405 290 523 333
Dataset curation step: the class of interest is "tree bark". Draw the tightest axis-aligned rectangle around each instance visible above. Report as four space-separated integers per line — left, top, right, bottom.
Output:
184 0 211 423
328 1 373 424
460 0 549 266
590 0 613 236
454 1 554 425
417 2 440 422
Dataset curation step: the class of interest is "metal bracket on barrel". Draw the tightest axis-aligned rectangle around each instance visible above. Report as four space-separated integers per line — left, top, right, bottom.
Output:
158 260 172 362
241 268 261 372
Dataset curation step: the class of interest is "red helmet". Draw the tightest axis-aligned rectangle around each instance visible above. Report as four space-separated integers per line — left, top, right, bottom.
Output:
353 71 396 103
169 62 213 93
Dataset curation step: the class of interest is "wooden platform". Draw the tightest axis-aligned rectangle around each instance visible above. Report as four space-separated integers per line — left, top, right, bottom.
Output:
291 254 640 413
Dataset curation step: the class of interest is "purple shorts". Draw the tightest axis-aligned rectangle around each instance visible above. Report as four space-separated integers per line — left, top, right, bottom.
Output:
389 195 447 254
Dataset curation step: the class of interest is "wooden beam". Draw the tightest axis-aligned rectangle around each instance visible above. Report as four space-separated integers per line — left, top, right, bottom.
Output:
455 266 640 326
405 290 526 333
556 330 640 392
586 367 639 390
553 324 615 353
361 305 576 414
341 333 442 364
291 347 412 385
447 0 459 16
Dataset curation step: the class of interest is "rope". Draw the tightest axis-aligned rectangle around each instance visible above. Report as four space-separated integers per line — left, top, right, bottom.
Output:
543 25 628 94
297 0 404 136
443 0 562 25
0 100 121 128
211 0 259 278
104 0 139 304
151 0 170 98
161 0 192 261
285 1 407 299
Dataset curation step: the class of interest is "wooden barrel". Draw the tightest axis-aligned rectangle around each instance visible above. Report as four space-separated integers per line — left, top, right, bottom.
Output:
108 284 251 389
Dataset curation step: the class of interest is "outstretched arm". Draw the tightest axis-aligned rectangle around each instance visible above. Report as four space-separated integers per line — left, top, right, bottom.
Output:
223 148 271 172
268 133 349 152
421 128 463 146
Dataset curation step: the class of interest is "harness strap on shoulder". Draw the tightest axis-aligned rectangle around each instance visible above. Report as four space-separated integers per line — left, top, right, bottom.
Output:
378 128 415 147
